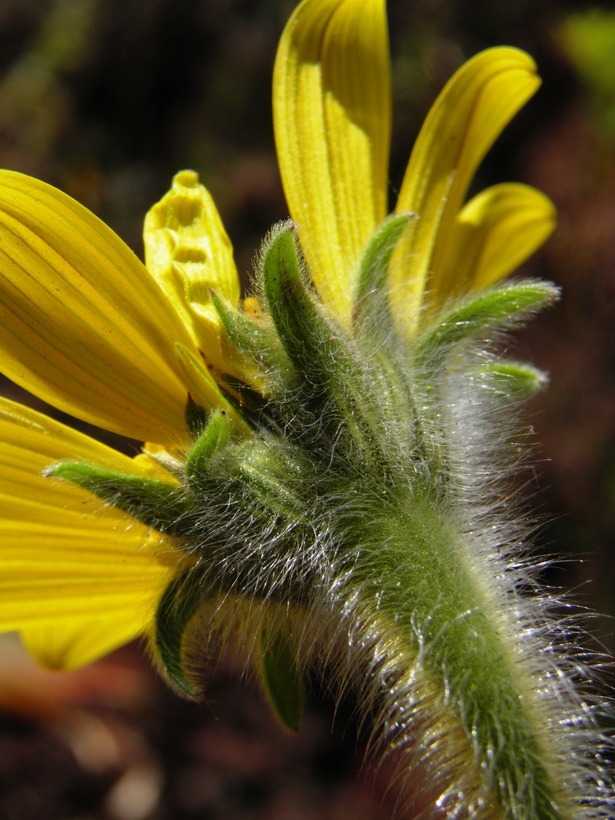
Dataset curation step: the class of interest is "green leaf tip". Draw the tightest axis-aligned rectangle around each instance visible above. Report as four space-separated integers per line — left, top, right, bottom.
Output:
259 221 382 457
258 628 303 732
155 569 206 698
259 220 307 364
185 408 231 487
482 360 549 396
352 212 413 340
211 291 284 373
45 460 190 536
416 280 560 361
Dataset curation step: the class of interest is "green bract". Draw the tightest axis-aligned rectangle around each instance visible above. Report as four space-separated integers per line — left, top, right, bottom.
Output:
57 222 576 816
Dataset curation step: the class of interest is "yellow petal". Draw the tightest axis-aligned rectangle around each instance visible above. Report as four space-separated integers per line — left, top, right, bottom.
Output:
0 170 199 444
144 171 243 377
0 398 174 647
439 183 556 300
390 48 541 329
21 614 146 671
273 0 391 322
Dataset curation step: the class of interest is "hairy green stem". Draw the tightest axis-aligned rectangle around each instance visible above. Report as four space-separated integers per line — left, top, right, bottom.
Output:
347 489 563 816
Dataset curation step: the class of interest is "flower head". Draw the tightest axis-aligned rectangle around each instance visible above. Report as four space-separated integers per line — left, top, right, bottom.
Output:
0 0 610 816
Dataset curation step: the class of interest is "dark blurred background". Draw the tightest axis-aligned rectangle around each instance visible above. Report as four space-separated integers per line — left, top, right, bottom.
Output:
0 0 613 817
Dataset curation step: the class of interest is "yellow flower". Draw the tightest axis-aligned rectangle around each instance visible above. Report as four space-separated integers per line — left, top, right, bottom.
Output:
0 0 554 671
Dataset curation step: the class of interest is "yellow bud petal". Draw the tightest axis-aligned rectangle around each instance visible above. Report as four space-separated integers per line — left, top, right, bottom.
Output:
274 0 391 323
